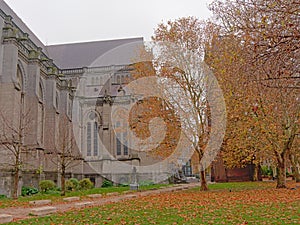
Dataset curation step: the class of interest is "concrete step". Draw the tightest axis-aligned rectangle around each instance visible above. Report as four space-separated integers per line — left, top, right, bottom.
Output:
63 197 80 202
74 201 94 208
87 194 102 198
106 192 119 196
29 206 57 216
29 199 52 206
125 194 137 199
0 214 13 224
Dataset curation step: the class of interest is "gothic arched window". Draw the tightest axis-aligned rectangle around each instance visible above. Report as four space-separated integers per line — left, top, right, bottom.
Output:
86 111 100 157
16 65 25 105
114 109 129 157
55 91 59 111
37 82 44 145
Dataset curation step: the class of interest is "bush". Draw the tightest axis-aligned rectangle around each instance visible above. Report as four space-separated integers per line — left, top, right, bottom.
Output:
21 186 39 196
0 194 7 199
102 179 113 188
39 180 56 193
65 178 79 191
79 178 94 190
261 166 273 177
118 183 129 187
139 180 154 186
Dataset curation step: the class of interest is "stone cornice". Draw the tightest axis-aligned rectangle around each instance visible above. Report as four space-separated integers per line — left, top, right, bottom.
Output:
1 9 62 79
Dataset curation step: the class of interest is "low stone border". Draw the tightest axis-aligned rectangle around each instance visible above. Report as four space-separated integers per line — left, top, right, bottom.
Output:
63 197 80 202
87 194 102 198
29 200 52 206
74 201 94 208
106 192 119 196
0 214 13 224
29 206 57 216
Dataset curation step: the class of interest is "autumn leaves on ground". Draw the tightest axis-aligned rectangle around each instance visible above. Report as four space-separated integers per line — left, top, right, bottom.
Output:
7 182 300 225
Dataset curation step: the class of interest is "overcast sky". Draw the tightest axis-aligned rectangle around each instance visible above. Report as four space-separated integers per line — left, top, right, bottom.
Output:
4 0 213 45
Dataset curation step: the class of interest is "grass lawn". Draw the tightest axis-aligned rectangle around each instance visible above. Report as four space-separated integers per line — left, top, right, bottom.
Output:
6 181 300 225
0 184 169 209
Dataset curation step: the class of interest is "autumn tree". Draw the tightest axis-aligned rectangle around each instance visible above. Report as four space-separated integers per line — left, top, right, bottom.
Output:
210 0 300 187
129 49 182 162
203 23 271 181
148 17 227 191
49 115 82 196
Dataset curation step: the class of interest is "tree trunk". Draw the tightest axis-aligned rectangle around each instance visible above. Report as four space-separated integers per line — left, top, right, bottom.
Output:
61 171 66 196
252 164 258 181
12 169 19 199
200 170 208 191
289 153 300 183
276 160 286 188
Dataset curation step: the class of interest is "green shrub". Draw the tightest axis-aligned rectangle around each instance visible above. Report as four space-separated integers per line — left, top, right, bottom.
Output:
102 179 113 188
139 180 154 186
66 178 79 191
21 186 39 196
79 178 94 190
261 166 273 177
118 183 129 187
39 180 56 193
0 194 7 199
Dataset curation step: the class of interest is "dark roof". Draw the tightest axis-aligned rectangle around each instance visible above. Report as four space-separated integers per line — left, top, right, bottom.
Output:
46 37 144 69
0 0 47 54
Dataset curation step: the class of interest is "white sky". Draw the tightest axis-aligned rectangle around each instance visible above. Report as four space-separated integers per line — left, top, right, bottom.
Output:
4 0 213 45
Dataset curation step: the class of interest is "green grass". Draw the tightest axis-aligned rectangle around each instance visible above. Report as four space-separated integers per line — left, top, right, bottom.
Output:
6 182 300 225
0 183 170 208
206 181 275 191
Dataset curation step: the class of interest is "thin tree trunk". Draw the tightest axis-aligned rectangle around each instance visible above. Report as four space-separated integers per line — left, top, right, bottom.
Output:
289 153 300 183
252 164 258 181
61 170 66 196
200 170 208 191
12 169 19 199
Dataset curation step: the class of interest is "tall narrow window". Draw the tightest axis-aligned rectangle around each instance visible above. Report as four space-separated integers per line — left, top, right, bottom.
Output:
93 122 98 156
16 66 25 142
87 122 92 156
123 132 128 155
116 134 122 156
37 82 44 145
115 121 129 157
86 112 100 157
55 91 59 111
67 96 72 118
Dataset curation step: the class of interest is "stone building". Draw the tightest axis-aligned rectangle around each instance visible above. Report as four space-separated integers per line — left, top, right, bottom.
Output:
1 0 260 198
0 0 171 197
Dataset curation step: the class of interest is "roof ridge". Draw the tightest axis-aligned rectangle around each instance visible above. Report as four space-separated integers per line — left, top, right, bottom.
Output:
47 37 143 47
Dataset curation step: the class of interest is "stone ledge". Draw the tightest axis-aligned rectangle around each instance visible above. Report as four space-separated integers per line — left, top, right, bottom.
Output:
125 194 137 199
74 201 94 208
159 189 170 193
87 194 102 198
106 192 119 196
0 214 13 224
29 200 52 206
63 197 80 202
29 206 57 216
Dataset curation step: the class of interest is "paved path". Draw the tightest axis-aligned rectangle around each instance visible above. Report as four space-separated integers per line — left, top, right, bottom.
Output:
0 183 199 223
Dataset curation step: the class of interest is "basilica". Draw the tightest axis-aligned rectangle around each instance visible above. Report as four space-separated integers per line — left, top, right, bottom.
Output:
0 0 175 197
0 1 259 197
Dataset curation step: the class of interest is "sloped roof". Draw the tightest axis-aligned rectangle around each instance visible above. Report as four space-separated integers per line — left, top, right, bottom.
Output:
46 37 144 69
1 1 144 69
0 0 47 54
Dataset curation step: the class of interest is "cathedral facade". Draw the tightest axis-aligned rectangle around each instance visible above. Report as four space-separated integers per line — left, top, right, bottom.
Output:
0 1 168 197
